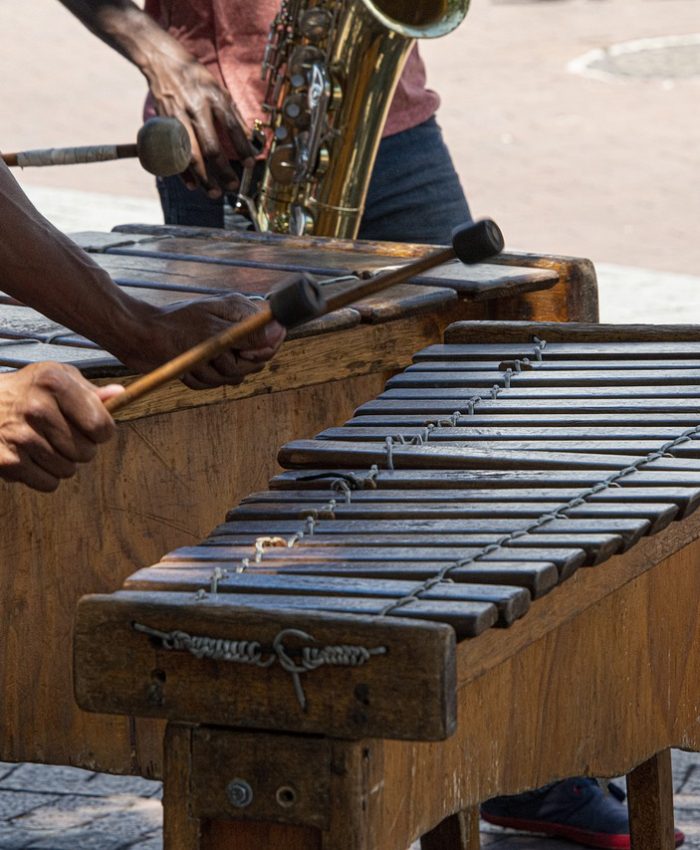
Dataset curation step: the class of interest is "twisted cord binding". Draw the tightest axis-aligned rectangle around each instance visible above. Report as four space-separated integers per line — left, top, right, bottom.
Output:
133 623 386 710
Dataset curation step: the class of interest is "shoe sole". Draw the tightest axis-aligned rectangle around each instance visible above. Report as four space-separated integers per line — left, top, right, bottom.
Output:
480 813 685 850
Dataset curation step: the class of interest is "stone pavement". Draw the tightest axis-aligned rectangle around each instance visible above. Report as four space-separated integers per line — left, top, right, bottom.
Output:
2 753 700 849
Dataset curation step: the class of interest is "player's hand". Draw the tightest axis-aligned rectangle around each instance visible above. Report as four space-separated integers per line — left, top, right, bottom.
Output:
120 292 285 390
145 46 256 196
0 363 124 492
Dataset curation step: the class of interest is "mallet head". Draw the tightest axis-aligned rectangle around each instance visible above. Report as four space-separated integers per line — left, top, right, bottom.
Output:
451 219 504 264
136 117 192 177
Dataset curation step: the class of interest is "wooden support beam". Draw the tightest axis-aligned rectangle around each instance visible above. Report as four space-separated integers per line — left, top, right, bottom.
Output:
627 750 676 850
420 808 481 850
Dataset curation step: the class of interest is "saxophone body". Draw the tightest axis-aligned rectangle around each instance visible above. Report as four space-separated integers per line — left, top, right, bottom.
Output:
251 0 469 239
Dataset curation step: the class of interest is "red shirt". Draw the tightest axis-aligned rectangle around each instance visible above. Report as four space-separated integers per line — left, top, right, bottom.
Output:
144 0 439 148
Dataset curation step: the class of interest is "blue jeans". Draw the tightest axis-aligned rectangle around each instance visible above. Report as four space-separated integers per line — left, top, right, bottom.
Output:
156 117 470 245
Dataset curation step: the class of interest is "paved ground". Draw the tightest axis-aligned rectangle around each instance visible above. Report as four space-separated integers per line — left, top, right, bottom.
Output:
1 0 700 847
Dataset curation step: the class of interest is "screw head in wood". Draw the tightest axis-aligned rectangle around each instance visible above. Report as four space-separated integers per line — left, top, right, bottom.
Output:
227 778 254 808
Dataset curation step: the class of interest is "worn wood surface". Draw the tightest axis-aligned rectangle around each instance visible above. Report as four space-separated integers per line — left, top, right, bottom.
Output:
163 522 700 848
627 751 677 850
445 321 700 344
0 370 398 773
420 809 480 850
75 591 457 739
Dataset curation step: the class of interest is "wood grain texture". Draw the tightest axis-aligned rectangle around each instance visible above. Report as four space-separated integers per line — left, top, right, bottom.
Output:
74 591 457 740
0 370 394 774
163 724 202 850
444 321 700 345
627 751 676 850
98 310 481 422
420 809 480 850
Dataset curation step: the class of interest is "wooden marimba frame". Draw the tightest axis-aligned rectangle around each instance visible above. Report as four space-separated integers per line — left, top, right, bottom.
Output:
75 320 700 850
0 227 592 779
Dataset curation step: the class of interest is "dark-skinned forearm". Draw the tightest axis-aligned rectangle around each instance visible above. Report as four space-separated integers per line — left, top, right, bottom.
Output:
57 0 198 82
0 162 153 356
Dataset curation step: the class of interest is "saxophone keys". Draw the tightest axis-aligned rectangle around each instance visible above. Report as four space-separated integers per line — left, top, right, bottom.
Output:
299 7 333 41
268 145 297 184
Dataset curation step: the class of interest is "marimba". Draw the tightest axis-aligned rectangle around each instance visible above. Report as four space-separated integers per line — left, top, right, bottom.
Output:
0 227 590 777
75 320 700 850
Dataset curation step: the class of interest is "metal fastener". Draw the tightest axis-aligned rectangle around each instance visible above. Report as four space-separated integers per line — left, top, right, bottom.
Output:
227 779 254 808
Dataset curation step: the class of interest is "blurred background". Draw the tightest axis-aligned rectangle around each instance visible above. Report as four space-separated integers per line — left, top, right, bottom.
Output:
2 0 699 319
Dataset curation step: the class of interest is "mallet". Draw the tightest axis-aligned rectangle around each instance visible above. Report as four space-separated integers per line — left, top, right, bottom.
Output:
105 219 505 414
2 117 191 177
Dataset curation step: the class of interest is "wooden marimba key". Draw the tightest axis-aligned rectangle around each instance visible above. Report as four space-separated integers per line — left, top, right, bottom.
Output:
74 321 700 850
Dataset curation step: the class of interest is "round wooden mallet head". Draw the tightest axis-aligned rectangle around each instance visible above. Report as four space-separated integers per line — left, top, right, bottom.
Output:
451 219 505 264
136 117 192 177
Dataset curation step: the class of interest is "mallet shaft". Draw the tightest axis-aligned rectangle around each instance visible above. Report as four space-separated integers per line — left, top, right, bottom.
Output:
105 219 503 416
3 144 138 168
105 304 274 414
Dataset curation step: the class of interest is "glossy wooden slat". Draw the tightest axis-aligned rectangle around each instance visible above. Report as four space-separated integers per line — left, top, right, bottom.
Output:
303 438 700 458
278 439 700 472
381 385 700 399
0 340 121 372
270 467 700 503
388 369 700 388
415 342 700 361
198 533 622 566
125 569 530 627
321 425 700 441
147 558 560 598
355 397 700 415
161 544 586 577
244 485 700 518
212 516 648 553
92 252 280 294
442 320 700 345
406 358 700 372
91 232 557 296
346 412 700 427
229 500 677 535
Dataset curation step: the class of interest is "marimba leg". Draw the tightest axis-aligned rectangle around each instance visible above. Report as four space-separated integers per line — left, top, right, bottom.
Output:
162 723 366 850
420 808 481 850
626 750 676 850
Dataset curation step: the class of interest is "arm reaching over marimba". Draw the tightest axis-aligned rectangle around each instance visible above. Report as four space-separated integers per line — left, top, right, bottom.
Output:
0 363 123 491
56 0 256 195
0 160 284 387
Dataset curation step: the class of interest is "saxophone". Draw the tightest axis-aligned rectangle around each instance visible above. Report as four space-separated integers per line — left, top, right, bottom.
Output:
240 0 469 239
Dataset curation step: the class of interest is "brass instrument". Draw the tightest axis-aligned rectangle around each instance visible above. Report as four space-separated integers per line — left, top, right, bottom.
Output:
239 0 469 238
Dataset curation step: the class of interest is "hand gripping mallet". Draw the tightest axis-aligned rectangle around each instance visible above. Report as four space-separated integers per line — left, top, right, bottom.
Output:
2 117 191 177
104 219 505 415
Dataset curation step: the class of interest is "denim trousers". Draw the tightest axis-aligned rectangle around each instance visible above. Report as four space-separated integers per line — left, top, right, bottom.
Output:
156 117 471 245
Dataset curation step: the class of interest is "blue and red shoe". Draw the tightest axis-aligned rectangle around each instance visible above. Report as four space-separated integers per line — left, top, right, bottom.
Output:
481 778 684 850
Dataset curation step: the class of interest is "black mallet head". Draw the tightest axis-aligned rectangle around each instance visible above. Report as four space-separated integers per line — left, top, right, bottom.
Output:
451 219 505 264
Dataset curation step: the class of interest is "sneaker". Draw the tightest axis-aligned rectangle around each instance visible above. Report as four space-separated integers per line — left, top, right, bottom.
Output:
480 778 685 850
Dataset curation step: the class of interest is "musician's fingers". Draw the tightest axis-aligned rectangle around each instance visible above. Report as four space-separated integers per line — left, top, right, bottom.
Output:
203 154 240 193
49 369 118 445
24 431 79 480
180 345 270 389
0 446 62 493
210 350 266 379
95 384 126 404
180 166 199 192
180 362 243 390
214 102 256 169
189 109 230 198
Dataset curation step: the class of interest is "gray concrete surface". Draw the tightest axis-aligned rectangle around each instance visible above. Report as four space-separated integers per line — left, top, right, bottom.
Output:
1 0 700 846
